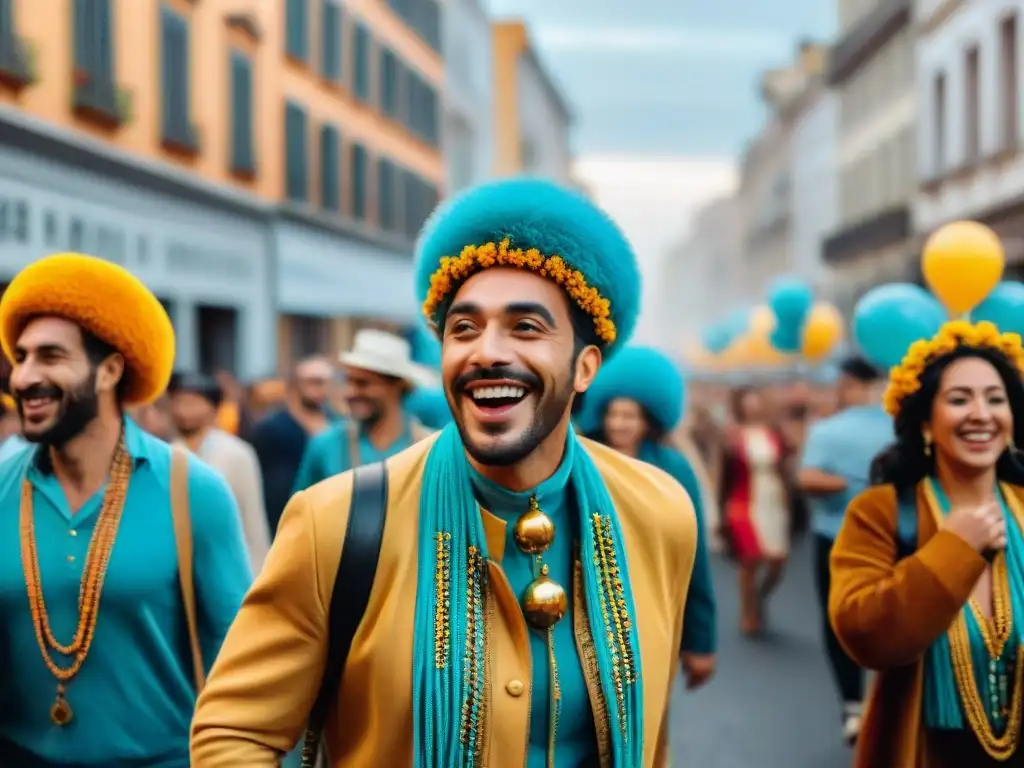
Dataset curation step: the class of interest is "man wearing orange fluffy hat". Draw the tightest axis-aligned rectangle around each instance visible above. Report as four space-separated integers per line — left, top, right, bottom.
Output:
0 253 252 766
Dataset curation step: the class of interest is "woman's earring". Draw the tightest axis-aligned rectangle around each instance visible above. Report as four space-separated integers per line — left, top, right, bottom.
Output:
923 429 932 457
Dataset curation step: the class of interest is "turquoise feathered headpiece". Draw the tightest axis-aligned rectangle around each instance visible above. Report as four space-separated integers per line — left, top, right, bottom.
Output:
413 177 641 358
577 345 686 434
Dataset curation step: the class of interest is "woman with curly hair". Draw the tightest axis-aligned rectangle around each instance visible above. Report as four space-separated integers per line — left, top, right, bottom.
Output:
830 321 1024 766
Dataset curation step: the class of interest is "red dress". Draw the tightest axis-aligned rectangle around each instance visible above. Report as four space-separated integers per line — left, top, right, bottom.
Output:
722 426 787 563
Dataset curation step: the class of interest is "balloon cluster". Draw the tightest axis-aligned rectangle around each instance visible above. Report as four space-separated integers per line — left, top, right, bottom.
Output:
853 221 1020 369
687 278 844 372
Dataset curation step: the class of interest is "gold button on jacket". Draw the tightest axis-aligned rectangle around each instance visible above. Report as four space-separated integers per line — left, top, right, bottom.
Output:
191 435 697 766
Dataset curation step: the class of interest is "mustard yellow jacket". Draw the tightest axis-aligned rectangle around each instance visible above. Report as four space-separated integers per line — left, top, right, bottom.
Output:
190 434 697 766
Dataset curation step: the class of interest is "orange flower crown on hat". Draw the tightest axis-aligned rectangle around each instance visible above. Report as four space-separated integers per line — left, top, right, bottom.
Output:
421 238 616 344
883 320 1024 417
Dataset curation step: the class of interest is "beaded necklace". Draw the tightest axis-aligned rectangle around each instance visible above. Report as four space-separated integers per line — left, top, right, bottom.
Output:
20 437 132 726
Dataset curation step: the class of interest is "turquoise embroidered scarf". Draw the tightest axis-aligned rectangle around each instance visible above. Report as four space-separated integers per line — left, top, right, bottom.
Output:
923 479 1024 731
411 425 644 766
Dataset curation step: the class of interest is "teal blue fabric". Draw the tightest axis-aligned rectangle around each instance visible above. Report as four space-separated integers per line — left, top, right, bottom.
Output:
923 479 1024 732
406 388 452 430
412 426 644 766
292 417 417 492
799 404 893 540
640 442 717 655
0 417 252 765
413 177 641 359
469 446 596 765
576 346 685 434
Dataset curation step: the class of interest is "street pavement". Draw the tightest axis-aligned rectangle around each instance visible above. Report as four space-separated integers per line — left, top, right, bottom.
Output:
670 535 854 767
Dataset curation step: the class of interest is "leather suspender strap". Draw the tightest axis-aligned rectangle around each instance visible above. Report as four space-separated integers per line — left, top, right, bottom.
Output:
300 461 389 767
170 446 205 692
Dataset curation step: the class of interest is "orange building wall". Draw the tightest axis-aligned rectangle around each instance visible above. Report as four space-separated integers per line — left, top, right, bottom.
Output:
491 21 524 176
1 0 443 207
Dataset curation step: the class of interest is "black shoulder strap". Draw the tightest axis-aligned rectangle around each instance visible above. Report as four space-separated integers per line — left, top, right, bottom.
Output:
300 461 389 767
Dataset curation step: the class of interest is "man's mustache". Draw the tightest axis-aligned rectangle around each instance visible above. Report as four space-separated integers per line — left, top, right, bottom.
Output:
15 385 63 401
454 367 541 394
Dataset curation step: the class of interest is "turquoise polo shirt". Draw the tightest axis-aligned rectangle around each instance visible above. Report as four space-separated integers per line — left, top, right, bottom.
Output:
0 417 252 766
800 403 894 540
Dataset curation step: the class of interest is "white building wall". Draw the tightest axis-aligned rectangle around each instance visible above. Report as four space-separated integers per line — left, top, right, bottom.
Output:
443 0 494 193
790 88 840 294
516 55 572 184
914 0 1024 233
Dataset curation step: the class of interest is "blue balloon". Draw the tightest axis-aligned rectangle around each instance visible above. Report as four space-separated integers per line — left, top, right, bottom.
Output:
702 323 733 354
767 277 814 353
853 283 947 369
973 281 1024 335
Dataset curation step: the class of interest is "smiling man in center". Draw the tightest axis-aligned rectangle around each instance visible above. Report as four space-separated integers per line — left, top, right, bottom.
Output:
191 177 698 767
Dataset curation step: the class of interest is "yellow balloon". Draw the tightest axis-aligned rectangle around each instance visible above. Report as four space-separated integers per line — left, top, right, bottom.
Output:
801 302 845 361
922 220 1005 315
750 305 776 337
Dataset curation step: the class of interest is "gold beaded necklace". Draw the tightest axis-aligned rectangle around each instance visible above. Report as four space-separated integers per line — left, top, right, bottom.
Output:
20 438 132 726
924 480 1024 760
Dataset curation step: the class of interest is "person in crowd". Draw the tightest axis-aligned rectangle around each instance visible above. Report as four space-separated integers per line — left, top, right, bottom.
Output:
168 372 271 573
248 356 336 534
130 393 174 442
0 253 251 767
240 377 287 438
213 370 246 437
292 329 436 491
578 345 718 691
797 355 891 746
830 321 1024 766
191 177 698 766
720 386 790 636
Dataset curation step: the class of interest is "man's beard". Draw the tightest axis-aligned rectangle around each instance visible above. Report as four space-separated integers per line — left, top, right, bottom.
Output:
347 397 383 427
453 366 574 467
298 395 323 412
19 371 100 448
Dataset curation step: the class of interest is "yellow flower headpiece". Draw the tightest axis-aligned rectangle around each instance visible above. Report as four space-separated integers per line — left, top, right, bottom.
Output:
421 239 616 344
882 320 1024 417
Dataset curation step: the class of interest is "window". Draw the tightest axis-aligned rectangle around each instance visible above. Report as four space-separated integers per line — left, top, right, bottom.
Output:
402 170 437 239
160 5 196 148
378 158 396 230
965 46 980 164
321 0 342 80
406 73 439 145
73 0 113 82
353 22 372 102
229 50 255 174
286 0 308 62
285 101 308 202
320 123 340 211
381 48 400 118
351 142 368 219
1001 14 1018 152
933 72 946 176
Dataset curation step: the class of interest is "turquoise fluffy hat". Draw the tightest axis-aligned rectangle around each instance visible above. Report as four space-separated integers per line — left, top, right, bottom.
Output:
577 345 686 433
413 177 641 358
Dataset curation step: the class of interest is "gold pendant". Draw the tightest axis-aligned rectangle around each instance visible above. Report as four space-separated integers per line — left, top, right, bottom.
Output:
522 569 568 629
514 495 555 555
50 687 72 726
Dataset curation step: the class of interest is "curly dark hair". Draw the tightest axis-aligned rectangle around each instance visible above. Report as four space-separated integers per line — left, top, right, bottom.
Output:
869 345 1024 494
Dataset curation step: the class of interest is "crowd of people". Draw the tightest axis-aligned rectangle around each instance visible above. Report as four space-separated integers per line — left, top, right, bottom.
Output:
1 176 1024 768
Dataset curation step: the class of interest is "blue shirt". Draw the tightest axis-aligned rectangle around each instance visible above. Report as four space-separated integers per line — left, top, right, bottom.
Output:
0 433 28 463
470 444 596 767
800 404 893 540
292 417 420 493
0 418 252 766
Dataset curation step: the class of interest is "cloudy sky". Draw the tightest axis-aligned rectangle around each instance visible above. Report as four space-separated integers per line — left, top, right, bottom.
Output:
484 0 836 344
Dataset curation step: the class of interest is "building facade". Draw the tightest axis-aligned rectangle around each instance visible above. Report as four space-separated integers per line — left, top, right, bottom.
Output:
915 0 1024 278
492 21 573 183
443 0 493 193
789 77 840 299
660 194 743 349
0 0 443 376
823 0 917 318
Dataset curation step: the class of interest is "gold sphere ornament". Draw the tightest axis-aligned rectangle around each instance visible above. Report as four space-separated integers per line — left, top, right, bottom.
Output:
514 496 556 555
521 566 568 629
